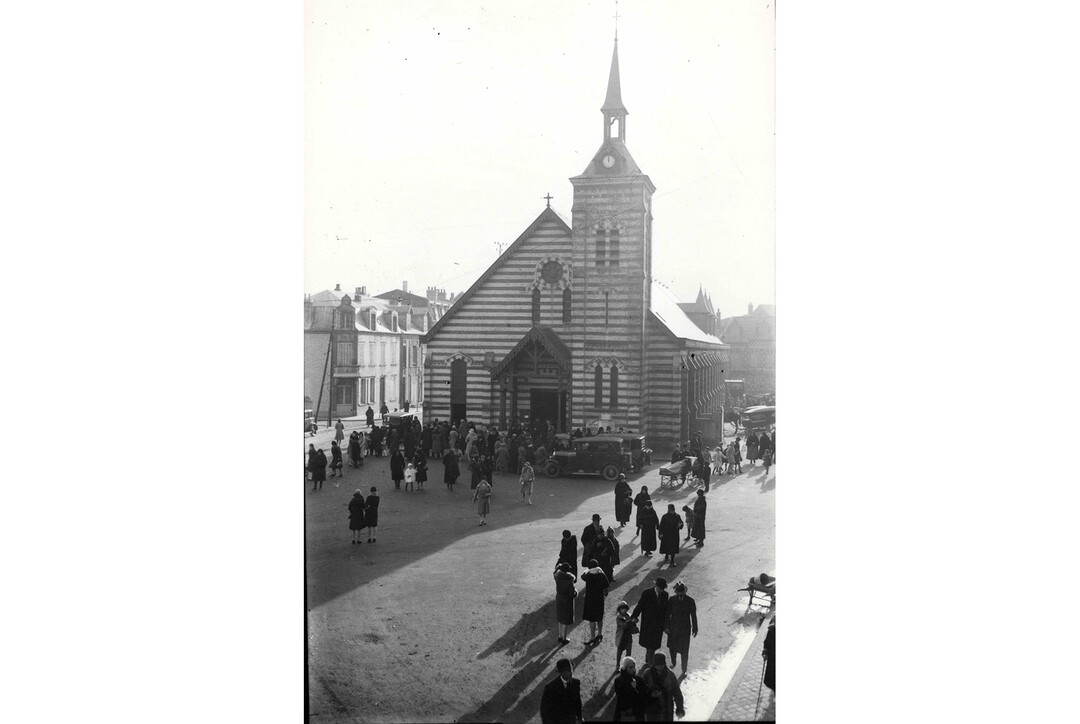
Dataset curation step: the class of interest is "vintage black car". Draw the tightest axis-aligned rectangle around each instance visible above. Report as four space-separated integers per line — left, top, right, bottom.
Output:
543 434 651 481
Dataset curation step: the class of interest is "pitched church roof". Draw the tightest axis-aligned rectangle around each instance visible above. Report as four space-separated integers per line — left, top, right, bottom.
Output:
650 282 724 345
490 326 572 378
422 206 572 341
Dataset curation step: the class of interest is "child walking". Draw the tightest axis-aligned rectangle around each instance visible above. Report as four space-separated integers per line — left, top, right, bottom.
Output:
614 601 638 672
681 505 696 542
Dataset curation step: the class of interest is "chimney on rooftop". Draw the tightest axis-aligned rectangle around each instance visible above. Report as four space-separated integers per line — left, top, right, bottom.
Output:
402 281 408 293
335 283 341 291
426 286 437 302
355 286 363 300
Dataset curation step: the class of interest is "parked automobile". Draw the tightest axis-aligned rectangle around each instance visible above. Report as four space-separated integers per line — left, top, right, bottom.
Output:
543 434 651 481
385 411 417 431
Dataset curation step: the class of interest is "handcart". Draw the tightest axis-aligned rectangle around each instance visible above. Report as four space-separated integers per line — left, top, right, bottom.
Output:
738 574 776 613
659 457 694 489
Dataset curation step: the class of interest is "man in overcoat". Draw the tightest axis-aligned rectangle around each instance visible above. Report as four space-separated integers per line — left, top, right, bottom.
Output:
630 577 669 667
665 581 698 675
580 514 604 568
539 658 583 724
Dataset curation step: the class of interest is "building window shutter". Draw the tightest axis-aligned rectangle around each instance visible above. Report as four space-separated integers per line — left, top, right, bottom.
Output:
594 364 603 406
532 288 541 324
562 287 571 324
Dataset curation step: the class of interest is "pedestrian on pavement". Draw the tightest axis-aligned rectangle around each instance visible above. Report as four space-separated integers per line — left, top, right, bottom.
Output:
615 603 639 672
390 449 405 490
330 441 344 482
604 526 621 577
681 506 695 543
348 489 367 544
581 514 605 568
639 503 659 556
734 436 743 473
380 402 389 423
473 477 492 525
630 577 669 669
469 456 483 490
306 444 318 486
539 657 583 724
553 562 577 645
691 489 707 547
365 405 375 428
403 461 416 491
413 453 427 491
699 453 712 492
558 530 578 577
762 616 775 692
311 448 328 491
614 474 633 526
348 431 363 468
613 656 647 722
639 652 685 721
633 486 652 537
658 504 684 567
665 582 698 675
334 418 345 446
581 558 610 646
520 460 535 504
712 443 724 475
443 447 460 490
762 447 773 476
747 431 759 463
364 487 379 542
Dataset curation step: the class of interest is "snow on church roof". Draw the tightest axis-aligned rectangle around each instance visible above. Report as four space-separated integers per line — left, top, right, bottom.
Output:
650 281 724 345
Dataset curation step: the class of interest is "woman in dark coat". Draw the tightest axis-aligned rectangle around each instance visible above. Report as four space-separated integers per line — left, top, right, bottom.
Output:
639 502 660 555
470 458 483 490
348 431 362 468
691 489 707 547
614 476 633 526
390 449 405 490
443 448 459 490
580 559 610 646
658 504 684 566
306 444 318 487
363 487 379 543
348 489 367 544
762 617 775 691
413 453 428 491
747 432 759 463
558 530 578 577
593 532 617 584
633 486 652 536
311 448 328 491
330 441 344 480
553 562 577 644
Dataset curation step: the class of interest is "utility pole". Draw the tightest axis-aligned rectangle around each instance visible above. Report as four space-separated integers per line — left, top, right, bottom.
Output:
314 312 333 428
327 312 336 429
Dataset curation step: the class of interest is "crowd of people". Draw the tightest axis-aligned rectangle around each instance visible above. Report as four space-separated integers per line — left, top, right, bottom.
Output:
306 414 775 721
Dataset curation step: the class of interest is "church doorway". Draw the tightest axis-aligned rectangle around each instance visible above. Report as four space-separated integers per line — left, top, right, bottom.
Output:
530 389 560 431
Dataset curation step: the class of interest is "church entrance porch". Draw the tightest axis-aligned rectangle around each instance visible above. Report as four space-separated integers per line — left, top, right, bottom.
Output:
491 327 572 433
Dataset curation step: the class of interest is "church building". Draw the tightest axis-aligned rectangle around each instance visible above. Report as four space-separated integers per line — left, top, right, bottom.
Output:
421 39 727 449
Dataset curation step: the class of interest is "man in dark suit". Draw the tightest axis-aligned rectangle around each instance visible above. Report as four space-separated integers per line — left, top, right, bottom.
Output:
540 657 583 724
630 577 669 668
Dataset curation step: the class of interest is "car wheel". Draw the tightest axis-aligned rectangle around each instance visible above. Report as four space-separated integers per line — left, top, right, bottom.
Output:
544 461 560 477
602 463 620 481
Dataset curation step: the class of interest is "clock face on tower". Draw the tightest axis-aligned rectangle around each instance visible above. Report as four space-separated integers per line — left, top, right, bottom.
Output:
541 260 564 284
602 155 615 168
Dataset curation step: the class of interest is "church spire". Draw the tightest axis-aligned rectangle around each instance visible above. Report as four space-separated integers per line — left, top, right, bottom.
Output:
601 39 628 141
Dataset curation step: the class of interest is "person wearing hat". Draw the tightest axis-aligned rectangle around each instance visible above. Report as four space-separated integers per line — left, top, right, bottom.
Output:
665 582 698 675
580 558 610 646
638 502 660 556
630 577 670 668
614 474 633 526
520 459 536 505
613 656 647 722
553 562 577 645
557 529 578 578
614 602 639 673
633 486 652 537
691 489 707 548
580 514 604 569
348 489 367 544
539 657 583 724
639 652 685 721
363 486 379 543
658 504 684 567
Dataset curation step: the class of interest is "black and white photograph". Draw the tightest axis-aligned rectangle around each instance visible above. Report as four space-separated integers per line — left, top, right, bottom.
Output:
303 1 775 721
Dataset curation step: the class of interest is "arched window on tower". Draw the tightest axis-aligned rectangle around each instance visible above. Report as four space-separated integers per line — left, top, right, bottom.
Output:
562 287 571 324
594 364 603 406
608 228 619 267
610 365 619 407
532 288 541 324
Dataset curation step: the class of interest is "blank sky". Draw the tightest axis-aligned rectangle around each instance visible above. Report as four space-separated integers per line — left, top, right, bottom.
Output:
305 0 774 319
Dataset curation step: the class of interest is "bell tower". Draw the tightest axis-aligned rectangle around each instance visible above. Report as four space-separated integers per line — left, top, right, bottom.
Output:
569 33 655 435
